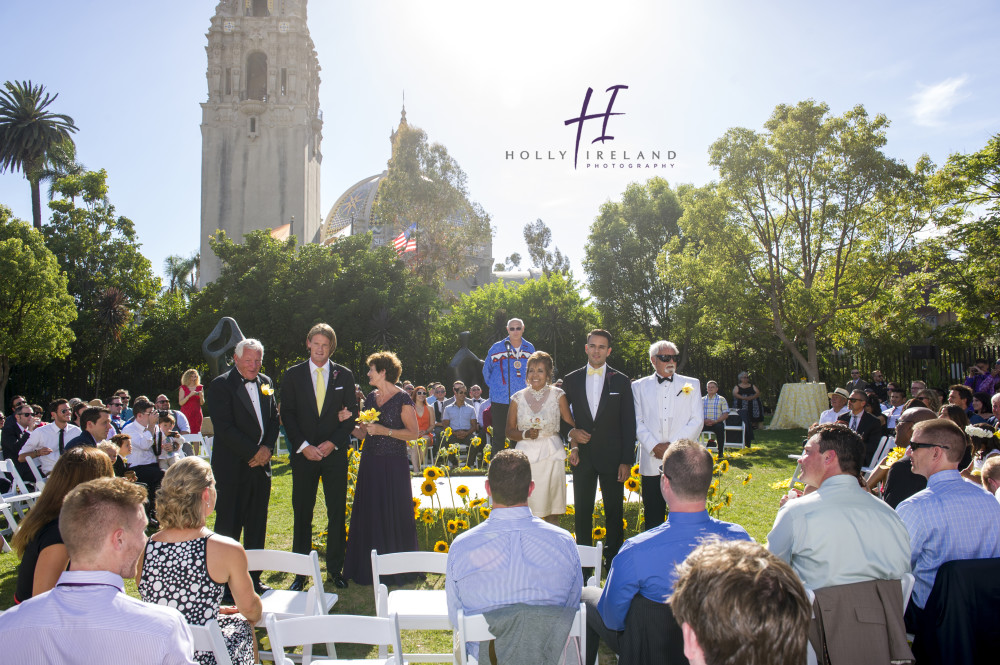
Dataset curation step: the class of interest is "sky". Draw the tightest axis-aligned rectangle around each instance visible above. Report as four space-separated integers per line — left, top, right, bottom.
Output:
2 0 998 284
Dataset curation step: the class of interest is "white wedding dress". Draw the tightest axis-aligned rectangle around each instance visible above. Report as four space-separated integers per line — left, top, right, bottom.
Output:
511 385 568 517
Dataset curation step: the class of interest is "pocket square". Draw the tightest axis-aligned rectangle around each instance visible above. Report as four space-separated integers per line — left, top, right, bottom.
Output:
609 392 620 396
334 386 344 390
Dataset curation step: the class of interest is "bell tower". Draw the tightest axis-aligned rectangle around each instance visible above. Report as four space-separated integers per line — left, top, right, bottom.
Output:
199 0 323 284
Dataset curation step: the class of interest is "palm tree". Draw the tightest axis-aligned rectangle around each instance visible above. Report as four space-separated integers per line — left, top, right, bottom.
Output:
0 80 79 229
164 253 201 297
94 286 129 396
32 137 85 202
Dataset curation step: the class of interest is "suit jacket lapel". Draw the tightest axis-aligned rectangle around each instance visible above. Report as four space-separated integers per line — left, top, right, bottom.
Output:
593 368 613 422
233 370 261 431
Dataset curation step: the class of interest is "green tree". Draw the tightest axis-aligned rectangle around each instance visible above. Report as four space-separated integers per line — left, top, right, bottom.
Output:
42 169 159 393
0 206 77 404
371 119 492 287
0 80 78 229
164 253 200 297
584 177 685 348
698 100 929 380
522 219 570 276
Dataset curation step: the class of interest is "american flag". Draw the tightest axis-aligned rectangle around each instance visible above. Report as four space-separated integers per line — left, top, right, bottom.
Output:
392 223 417 254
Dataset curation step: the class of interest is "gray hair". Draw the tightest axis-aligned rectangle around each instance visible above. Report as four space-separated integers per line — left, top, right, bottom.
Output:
738 371 750 380
507 318 524 329
648 340 677 359
235 338 265 358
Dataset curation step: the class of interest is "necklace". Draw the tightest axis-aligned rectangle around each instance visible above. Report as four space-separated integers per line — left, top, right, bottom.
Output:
523 385 549 412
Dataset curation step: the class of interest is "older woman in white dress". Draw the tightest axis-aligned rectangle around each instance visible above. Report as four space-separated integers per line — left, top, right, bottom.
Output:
506 351 575 524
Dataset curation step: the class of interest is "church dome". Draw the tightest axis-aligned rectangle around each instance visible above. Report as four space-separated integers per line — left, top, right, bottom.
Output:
320 171 386 245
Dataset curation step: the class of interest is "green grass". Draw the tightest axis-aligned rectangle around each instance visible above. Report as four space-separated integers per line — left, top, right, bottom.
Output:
1 425 808 663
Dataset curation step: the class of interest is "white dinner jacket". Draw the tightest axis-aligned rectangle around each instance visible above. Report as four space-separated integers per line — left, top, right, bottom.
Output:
633 372 703 476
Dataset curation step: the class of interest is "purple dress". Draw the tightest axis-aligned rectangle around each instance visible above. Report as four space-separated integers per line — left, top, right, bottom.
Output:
342 390 420 585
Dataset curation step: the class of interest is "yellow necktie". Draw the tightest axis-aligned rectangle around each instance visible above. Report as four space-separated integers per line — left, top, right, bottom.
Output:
588 366 601 376
315 366 326 413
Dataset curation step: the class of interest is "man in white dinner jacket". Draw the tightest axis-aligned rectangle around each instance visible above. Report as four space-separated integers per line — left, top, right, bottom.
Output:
633 340 703 530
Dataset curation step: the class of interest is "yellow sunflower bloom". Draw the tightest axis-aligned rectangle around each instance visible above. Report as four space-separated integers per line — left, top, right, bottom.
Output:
725 492 733 506
624 477 640 492
423 466 442 480
479 506 491 519
421 480 437 496
483 451 492 463
592 526 607 540
622 518 628 530
487 426 493 436
414 508 420 520
412 497 421 509
719 459 730 473
470 498 485 508
457 519 469 530
444 427 453 438
433 541 449 553
630 464 640 477
421 509 435 524
447 519 458 533
456 485 470 497
566 505 575 515
743 474 752 486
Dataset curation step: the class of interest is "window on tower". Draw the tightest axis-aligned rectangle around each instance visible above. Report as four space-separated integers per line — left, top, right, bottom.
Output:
280 68 287 96
250 117 256 133
225 68 232 96
246 52 267 101
249 0 270 17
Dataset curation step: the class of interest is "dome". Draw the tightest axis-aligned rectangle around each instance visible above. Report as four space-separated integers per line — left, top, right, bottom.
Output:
320 171 385 245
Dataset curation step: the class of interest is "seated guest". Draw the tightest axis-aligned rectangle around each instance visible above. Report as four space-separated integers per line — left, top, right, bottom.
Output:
442 381 479 467
962 424 999 482
446 450 582 664
916 388 941 413
864 392 887 431
671 539 810 665
582 439 752 665
896 419 1000 627
818 388 850 424
882 387 907 434
0 477 196 664
138 457 260 665
981 456 1000 497
866 407 935 502
66 406 112 450
2 397 37 483
989 393 1000 428
99 436 137 481
768 423 911 590
11 447 114 602
970 392 992 425
947 383 975 417
18 398 79 476
837 390 883 464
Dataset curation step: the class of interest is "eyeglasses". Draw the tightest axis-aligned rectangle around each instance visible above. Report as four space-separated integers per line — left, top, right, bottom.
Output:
12 401 25 409
910 441 949 451
110 402 123 407
848 397 865 403
508 326 523 331
16 410 33 418
654 354 679 363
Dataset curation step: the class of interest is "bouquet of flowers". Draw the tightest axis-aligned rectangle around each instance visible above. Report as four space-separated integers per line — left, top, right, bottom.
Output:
357 408 380 424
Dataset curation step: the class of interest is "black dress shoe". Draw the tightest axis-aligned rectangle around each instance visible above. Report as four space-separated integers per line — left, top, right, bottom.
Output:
329 573 348 589
254 581 273 595
289 575 308 592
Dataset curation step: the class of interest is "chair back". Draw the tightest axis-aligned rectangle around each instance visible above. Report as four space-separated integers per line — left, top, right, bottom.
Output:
265 613 404 665
187 619 233 665
246 548 325 615
23 456 46 488
862 436 894 477
0 459 33 497
371 549 448 577
457 604 586 665
577 542 603 587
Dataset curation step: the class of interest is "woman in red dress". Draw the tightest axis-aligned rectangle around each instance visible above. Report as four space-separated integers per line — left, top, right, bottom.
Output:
179 368 205 434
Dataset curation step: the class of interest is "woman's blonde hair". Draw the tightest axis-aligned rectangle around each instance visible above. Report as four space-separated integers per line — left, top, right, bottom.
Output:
155 456 214 530
181 369 201 387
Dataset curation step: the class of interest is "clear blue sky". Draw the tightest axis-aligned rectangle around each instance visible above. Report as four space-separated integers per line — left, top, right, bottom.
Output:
2 1 997 282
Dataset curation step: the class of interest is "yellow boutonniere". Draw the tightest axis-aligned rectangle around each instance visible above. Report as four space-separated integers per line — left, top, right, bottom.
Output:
682 383 693 395
260 384 274 396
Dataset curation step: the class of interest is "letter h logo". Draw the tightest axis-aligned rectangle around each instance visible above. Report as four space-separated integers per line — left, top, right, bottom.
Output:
564 85 628 169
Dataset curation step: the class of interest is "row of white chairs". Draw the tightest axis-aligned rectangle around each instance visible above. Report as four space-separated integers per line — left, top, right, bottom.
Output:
788 435 894 488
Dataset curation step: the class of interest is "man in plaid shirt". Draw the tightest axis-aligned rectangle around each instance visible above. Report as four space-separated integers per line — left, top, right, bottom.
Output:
703 381 729 457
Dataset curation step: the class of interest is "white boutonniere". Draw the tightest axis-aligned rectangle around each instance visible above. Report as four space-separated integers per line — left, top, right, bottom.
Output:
677 383 693 396
260 384 274 396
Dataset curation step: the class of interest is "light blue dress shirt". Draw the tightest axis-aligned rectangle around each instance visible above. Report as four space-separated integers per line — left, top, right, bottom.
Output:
896 469 1000 608
446 506 582 658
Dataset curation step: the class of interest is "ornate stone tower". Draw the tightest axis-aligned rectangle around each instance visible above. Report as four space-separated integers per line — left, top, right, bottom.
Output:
199 0 323 284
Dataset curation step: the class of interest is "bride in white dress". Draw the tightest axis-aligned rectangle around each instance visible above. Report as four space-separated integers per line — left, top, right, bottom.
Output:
506 351 576 524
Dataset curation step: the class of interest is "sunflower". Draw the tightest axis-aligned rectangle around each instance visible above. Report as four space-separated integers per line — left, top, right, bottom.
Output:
421 480 437 496
413 508 420 520
592 526 607 540
423 466 442 480
486 426 493 436
470 498 485 508
447 520 459 534
433 541 449 553
630 464 640 477
456 485 470 498
412 497 421 509
624 477 640 492
725 492 733 507
566 505 575 515
743 473 752 486
456 519 469 530
479 506 491 519
719 459 730 473
483 451 492 463
443 427 453 438
421 509 436 524
622 518 628 530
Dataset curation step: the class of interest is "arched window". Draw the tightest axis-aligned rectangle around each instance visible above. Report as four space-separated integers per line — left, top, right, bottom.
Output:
248 0 270 17
246 52 267 101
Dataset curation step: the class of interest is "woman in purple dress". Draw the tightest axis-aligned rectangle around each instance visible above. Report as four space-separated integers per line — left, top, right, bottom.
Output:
342 351 420 585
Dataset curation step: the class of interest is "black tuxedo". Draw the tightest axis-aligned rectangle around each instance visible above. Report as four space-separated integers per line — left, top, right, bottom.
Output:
206 367 279 554
560 364 636 563
838 411 884 463
280 360 357 574
1 418 32 486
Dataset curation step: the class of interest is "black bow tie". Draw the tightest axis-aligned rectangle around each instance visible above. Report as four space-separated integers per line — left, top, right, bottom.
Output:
241 375 257 385
657 374 674 384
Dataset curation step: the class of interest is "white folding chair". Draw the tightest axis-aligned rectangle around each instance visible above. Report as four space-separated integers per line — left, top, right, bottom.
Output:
862 436 895 478
787 455 805 490
577 542 603 587
23 456 46 489
0 459 41 518
182 433 204 457
723 410 745 448
456 603 586 665
187 618 233 665
0 501 13 552
371 549 450 662
246 549 339 663
265 612 404 665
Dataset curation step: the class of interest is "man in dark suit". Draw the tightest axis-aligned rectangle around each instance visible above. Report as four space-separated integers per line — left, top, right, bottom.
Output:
561 329 636 567
1 396 34 491
280 324 357 590
839 389 883 464
206 337 279 594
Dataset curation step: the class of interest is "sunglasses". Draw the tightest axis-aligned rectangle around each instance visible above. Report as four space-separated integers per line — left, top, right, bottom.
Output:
848 397 865 403
416 391 426 396
508 326 523 331
654 354 680 363
455 389 467 394
910 442 949 451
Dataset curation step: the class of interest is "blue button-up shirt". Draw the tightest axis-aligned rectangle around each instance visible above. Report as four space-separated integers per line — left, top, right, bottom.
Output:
597 510 752 631
446 506 582 658
896 469 1000 608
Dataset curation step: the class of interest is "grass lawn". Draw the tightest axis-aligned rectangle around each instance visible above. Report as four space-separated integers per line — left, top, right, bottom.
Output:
0 424 806 663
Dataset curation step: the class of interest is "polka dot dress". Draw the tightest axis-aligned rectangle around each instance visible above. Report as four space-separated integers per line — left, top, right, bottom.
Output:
139 536 255 665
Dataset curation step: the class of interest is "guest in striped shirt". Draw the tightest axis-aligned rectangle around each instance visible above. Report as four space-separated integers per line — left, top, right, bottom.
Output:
702 381 729 458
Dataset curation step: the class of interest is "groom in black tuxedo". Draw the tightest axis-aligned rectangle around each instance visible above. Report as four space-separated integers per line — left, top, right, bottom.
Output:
206 338 279 593
280 324 358 589
561 329 636 567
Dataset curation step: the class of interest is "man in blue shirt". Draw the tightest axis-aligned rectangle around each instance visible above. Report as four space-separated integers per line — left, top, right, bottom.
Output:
896 418 1000 627
442 381 479 467
447 449 582 662
581 438 751 665
482 318 535 449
